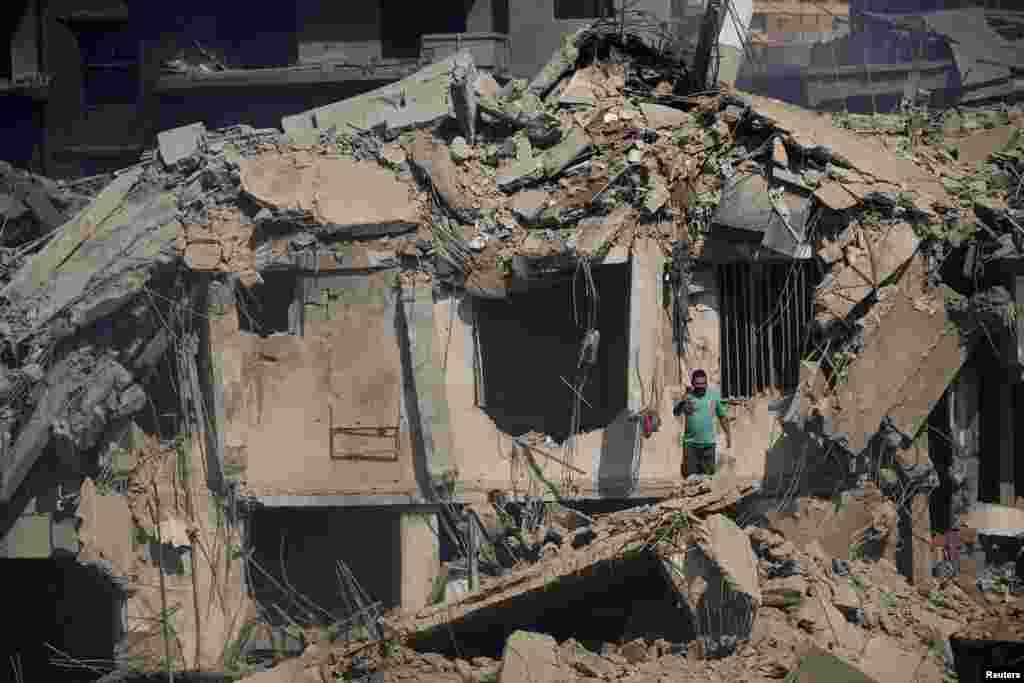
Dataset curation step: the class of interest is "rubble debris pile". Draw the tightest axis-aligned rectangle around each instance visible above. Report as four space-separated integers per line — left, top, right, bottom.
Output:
2 11 1023 682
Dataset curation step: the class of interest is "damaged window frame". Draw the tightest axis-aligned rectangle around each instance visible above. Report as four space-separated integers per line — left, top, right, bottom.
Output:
716 261 816 400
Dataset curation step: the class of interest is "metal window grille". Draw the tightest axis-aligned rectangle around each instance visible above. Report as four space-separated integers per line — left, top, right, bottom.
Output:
717 262 816 399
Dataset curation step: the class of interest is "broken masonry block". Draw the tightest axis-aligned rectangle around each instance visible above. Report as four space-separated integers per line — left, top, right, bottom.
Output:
542 127 592 178
408 136 480 223
239 154 419 236
510 189 550 226
497 156 545 192
498 631 569 683
477 91 563 148
158 122 206 170
640 103 697 131
658 514 761 658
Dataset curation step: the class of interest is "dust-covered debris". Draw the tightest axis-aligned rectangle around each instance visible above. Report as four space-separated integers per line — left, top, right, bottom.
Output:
2 11 1022 683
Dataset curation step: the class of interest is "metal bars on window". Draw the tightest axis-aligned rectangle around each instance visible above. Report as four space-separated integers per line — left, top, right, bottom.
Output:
718 262 815 399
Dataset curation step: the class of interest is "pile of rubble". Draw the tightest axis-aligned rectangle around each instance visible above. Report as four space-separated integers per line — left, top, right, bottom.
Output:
1 12 1023 683
241 477 1020 683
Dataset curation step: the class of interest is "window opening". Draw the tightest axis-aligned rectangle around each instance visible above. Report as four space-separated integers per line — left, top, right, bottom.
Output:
717 262 816 399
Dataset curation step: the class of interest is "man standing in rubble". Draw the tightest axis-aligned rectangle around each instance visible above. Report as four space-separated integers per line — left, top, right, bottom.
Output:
673 369 731 477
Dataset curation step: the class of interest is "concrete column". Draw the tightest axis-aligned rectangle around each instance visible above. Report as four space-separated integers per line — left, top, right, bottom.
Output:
997 375 1015 505
951 362 980 520
907 494 933 587
396 506 440 612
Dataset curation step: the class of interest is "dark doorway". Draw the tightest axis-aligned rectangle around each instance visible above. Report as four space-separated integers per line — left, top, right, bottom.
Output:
0 559 123 682
475 264 630 442
248 507 400 626
977 343 1002 504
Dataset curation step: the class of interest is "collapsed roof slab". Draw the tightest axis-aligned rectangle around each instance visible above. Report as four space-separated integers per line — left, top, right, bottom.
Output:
281 52 477 143
829 257 966 455
238 153 420 237
744 94 948 213
2 168 180 341
360 478 759 649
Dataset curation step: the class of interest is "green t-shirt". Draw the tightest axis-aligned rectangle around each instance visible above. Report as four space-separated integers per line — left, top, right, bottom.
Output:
681 388 726 447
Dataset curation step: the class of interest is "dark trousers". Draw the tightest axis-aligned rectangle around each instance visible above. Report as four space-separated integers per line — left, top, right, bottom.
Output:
684 444 717 477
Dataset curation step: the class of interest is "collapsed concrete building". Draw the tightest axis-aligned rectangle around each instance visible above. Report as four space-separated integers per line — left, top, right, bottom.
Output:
0 9 1022 682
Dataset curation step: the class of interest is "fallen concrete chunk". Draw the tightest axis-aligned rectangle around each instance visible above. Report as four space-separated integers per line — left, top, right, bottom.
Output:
239 153 419 236
814 180 859 211
712 173 813 258
157 122 206 169
1 352 138 503
284 52 475 141
640 103 696 130
497 156 545 192
408 135 479 223
815 221 920 324
477 89 563 147
542 127 591 177
857 636 923 683
4 170 180 340
4 167 143 306
660 513 761 658
557 64 624 107
787 645 880 683
560 640 617 679
375 479 756 649
832 258 965 455
510 189 550 225
498 631 568 683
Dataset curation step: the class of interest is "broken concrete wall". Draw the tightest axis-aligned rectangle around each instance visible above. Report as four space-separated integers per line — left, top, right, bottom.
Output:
216 271 420 499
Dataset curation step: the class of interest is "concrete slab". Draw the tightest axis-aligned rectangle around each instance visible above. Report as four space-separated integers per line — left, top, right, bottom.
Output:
498 631 568 683
640 103 696 130
239 153 419 236
289 52 474 140
369 479 757 648
832 259 965 454
788 645 879 683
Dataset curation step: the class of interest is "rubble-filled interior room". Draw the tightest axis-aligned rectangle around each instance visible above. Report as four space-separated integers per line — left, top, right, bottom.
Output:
2 1 1024 682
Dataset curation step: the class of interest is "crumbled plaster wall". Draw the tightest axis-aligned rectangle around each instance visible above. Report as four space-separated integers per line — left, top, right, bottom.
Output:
212 272 418 498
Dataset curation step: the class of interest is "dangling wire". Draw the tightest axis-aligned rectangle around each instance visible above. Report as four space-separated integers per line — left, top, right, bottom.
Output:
565 258 601 496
